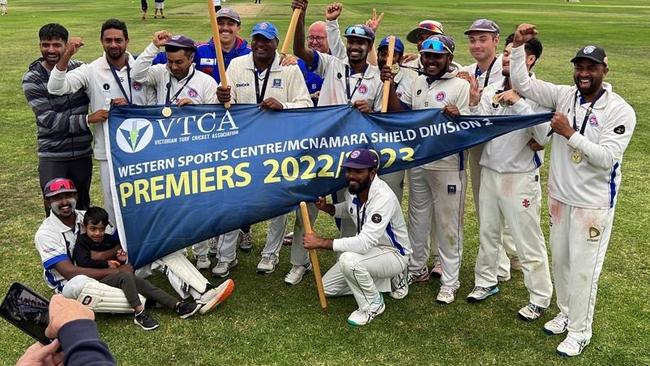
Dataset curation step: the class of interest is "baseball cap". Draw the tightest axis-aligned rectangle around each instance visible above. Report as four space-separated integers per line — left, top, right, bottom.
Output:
420 35 455 55
570 45 608 66
165 35 196 50
343 24 375 42
43 178 77 198
251 22 279 40
406 20 444 44
378 36 405 54
464 18 500 35
216 7 241 24
342 148 379 169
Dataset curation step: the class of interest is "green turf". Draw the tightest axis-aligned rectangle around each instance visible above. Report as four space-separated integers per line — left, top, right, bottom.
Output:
0 0 649 364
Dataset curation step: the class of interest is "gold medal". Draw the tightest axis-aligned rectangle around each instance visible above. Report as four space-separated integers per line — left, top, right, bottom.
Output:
492 94 501 106
571 150 583 164
162 106 172 118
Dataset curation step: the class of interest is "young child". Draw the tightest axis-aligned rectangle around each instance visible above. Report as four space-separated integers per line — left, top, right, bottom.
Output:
73 207 200 330
154 0 165 19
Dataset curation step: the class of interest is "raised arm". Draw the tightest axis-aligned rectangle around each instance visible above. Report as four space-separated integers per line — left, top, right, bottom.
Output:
291 0 314 65
131 31 171 84
47 37 90 96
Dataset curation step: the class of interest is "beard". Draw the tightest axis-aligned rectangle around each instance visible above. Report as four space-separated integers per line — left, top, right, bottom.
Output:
347 177 371 195
50 198 77 216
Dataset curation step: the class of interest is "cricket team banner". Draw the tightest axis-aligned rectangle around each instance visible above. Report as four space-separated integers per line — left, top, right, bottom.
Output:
107 104 552 267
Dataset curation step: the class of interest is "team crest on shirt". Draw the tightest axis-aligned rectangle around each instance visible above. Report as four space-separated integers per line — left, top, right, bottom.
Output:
272 79 282 88
188 88 198 98
337 72 343 79
614 125 625 134
522 199 530 208
358 84 368 94
588 114 598 126
371 214 382 223
103 83 110 90
350 207 354 214
132 82 142 91
588 226 601 242
436 91 446 102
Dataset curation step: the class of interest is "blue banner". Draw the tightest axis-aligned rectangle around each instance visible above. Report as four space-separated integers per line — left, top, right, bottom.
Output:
107 104 551 267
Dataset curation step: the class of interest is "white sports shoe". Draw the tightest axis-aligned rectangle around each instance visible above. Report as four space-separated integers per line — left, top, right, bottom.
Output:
466 285 499 303
238 231 253 252
195 254 211 270
518 303 546 321
556 334 590 357
211 259 238 278
430 261 443 277
347 297 385 326
436 285 457 304
284 264 311 285
544 312 569 335
256 255 279 274
389 272 408 300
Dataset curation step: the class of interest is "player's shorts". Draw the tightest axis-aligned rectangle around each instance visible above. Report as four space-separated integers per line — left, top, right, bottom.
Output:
155 1 164 10
141 0 148 11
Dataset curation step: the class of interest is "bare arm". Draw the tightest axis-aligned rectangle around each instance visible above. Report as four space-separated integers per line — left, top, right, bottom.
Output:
291 0 314 64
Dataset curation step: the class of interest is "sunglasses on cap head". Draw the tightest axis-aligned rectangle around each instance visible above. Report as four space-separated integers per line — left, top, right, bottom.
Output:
421 38 453 54
48 179 75 191
345 26 371 37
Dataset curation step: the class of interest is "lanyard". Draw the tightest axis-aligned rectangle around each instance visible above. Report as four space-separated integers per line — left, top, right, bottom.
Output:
572 88 605 135
254 66 272 104
108 60 132 104
165 69 196 106
345 64 367 102
355 200 367 235
475 57 497 88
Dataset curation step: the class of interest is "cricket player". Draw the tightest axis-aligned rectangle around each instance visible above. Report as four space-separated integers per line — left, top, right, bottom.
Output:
47 19 155 224
382 35 469 304
459 18 521 280
292 0 384 240
463 34 553 321
214 22 314 285
304 148 411 326
510 23 636 356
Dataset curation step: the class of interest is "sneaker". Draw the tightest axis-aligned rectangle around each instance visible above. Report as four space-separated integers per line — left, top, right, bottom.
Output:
430 261 443 277
284 264 311 285
176 302 200 319
239 231 253 252
389 272 408 300
198 279 235 314
407 267 430 285
282 232 294 246
256 255 279 274
211 259 238 278
556 334 590 357
134 310 159 331
347 297 385 326
544 312 569 335
466 285 500 303
518 303 546 321
196 254 211 270
436 285 457 304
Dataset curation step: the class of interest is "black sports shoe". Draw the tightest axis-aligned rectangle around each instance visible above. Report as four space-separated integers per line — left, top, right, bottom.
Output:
176 302 200 319
134 310 160 330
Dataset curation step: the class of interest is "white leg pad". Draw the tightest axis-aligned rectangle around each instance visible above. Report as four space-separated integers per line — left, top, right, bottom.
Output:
77 280 145 313
157 250 209 298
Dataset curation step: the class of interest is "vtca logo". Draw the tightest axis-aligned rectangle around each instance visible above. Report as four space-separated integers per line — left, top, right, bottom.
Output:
156 110 239 138
116 118 153 153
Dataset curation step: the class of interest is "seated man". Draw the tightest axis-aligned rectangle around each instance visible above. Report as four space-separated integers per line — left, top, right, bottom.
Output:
34 177 234 314
304 148 411 326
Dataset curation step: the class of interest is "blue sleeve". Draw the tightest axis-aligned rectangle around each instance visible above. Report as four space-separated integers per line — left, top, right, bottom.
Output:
59 319 116 366
152 52 167 65
307 50 320 72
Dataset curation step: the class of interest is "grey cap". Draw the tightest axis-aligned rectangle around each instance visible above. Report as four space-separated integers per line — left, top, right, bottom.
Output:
217 7 241 24
464 18 500 35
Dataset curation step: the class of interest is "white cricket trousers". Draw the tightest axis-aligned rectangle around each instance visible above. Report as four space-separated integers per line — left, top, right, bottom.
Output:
323 247 407 309
549 197 615 340
380 171 405 203
474 168 552 307
407 167 466 289
214 229 241 262
261 203 318 266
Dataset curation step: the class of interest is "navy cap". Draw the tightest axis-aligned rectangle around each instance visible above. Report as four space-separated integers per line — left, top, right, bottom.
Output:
165 35 196 50
343 148 379 169
251 22 279 40
571 45 608 66
464 18 500 35
43 178 77 198
216 7 241 24
378 36 405 54
343 24 375 42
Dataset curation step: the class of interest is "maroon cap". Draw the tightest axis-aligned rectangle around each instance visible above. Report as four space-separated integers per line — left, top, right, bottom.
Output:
43 178 77 198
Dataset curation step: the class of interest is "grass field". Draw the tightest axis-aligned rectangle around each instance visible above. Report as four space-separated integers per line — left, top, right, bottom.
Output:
1 0 649 364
